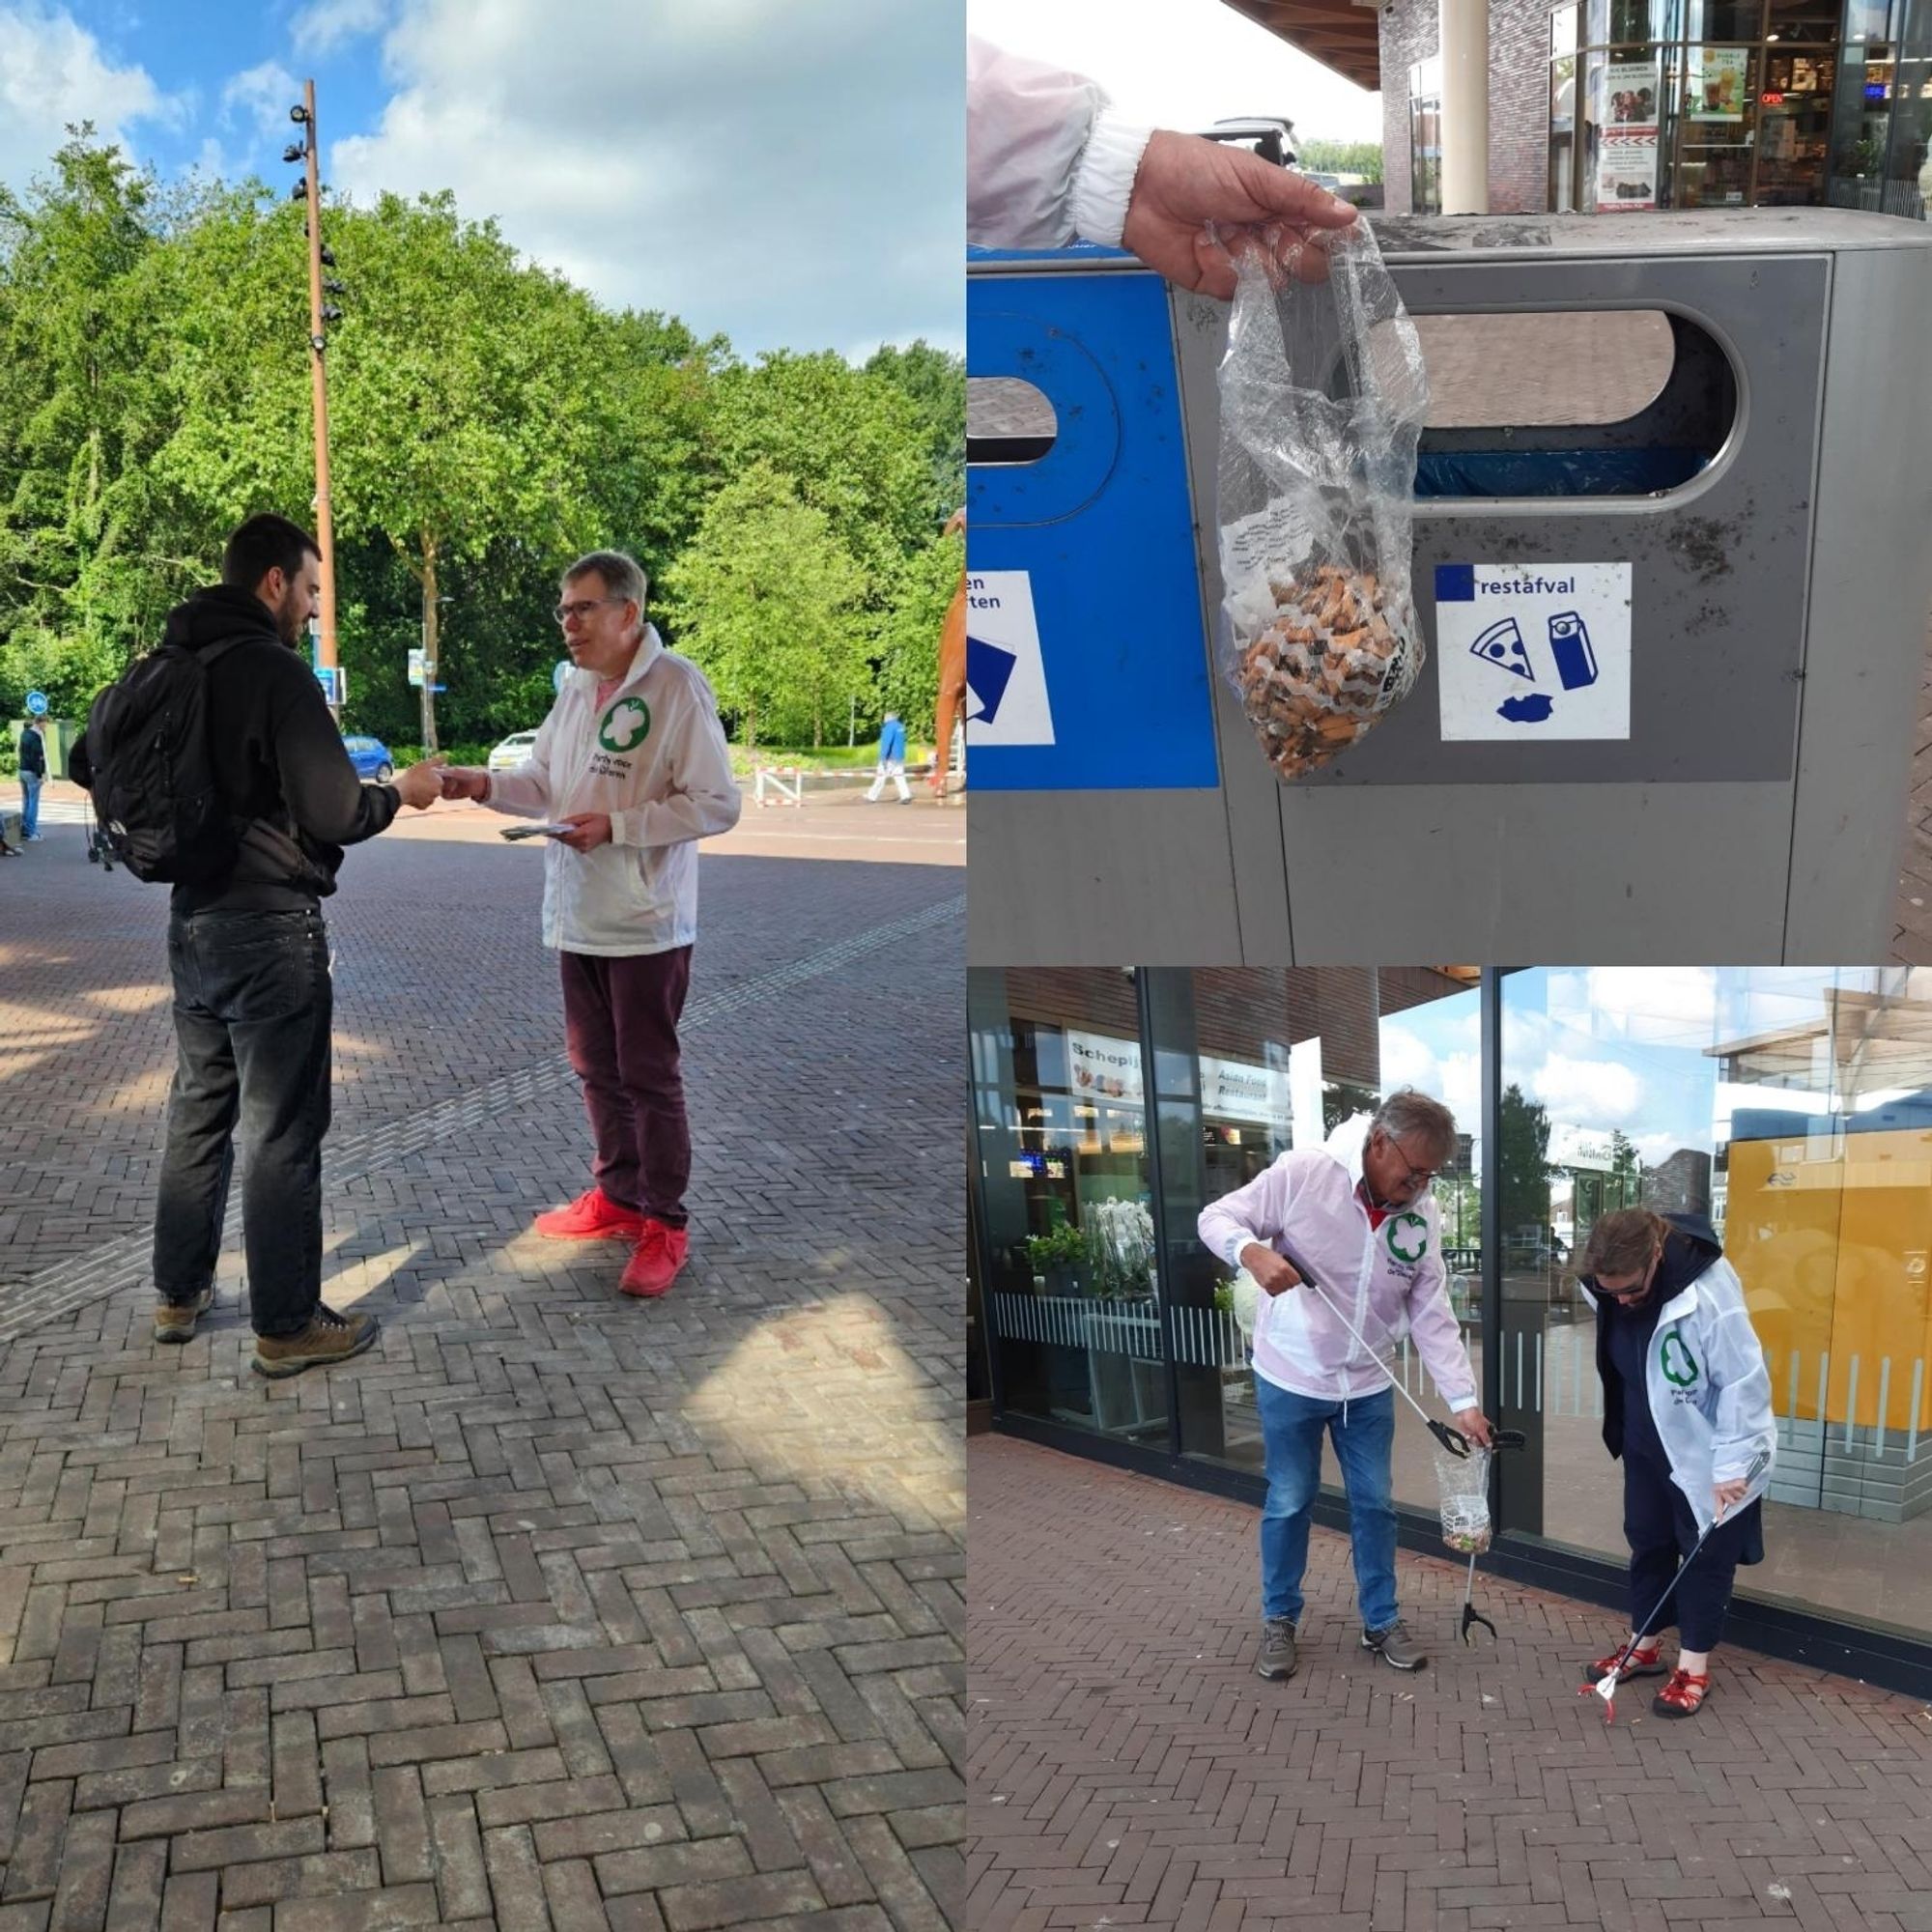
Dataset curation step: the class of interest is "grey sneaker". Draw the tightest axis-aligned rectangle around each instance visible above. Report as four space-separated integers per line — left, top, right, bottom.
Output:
1257 1616 1298 1680
252 1305 382 1379
1363 1618 1427 1671
154 1286 214 1344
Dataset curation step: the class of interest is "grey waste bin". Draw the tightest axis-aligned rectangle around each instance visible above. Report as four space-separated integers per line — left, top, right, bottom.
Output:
966 212 1932 965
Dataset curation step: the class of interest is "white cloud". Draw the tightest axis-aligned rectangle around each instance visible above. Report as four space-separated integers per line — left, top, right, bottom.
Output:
329 0 959 356
1530 1051 1646 1129
294 0 388 57
969 0 1381 143
0 2 165 185
221 60 301 142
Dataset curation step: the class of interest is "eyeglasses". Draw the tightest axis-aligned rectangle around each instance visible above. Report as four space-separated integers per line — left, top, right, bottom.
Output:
1593 1249 1661 1300
553 595 626 626
1385 1136 1440 1189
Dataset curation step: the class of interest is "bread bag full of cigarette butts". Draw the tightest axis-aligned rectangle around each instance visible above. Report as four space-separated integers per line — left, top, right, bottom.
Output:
1213 218 1430 780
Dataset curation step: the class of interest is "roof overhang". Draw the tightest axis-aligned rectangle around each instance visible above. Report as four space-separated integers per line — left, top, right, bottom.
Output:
1220 0 1384 94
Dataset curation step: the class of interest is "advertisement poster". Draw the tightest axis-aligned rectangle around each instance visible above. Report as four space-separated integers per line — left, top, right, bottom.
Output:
1066 1030 1145 1109
1597 60 1661 210
1690 46 1747 121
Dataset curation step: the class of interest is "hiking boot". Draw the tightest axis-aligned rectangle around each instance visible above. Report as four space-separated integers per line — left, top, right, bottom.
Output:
1363 1618 1428 1670
154 1286 214 1344
533 1187 646 1241
620 1219 690 1298
251 1305 382 1379
1257 1616 1298 1680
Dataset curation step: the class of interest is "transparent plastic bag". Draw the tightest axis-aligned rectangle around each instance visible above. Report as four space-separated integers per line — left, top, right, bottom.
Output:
1435 1441 1492 1555
1213 219 1431 780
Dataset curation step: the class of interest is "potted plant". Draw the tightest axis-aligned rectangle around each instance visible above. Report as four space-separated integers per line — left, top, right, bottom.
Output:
1023 1224 1088 1296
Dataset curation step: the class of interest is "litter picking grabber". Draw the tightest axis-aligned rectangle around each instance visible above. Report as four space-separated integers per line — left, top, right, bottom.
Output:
1275 1241 1481 1461
1579 1445 1773 1723
1455 1430 1527 1644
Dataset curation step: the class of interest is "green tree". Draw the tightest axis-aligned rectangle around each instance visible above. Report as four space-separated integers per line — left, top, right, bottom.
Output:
864 339 966 526
664 463 869 750
1295 139 1383 185
871 524 962 739
1499 1084 1557 1265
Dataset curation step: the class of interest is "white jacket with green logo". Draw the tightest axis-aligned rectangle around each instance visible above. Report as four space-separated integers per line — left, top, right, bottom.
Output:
486 626 741 954
1578 1249 1776 1535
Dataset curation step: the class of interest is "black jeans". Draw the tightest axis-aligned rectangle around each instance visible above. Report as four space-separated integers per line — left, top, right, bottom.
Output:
154 908 332 1338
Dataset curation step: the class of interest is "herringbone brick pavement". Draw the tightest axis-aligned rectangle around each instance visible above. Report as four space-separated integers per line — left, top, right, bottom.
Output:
969 1435 1932 1932
0 831 963 1929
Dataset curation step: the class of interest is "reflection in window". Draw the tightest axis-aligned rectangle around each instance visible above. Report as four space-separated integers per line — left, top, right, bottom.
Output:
1502 967 1932 1638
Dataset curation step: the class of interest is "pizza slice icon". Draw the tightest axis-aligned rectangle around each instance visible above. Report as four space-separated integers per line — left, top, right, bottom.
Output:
1470 616 1535 682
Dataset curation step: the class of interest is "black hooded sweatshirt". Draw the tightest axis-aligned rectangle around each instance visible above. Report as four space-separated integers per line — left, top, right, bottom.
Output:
75 585 400 913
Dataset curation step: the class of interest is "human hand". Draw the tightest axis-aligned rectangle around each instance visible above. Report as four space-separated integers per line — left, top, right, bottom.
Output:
392 755 446 810
1713 1477 1748 1519
439 765 490 803
1240 1243 1303 1297
1454 1408 1495 1451
1122 130 1358 298
554 812 611 853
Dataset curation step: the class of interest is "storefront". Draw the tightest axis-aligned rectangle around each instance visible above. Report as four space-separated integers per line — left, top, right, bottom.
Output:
968 966 1932 1696
1548 0 1932 212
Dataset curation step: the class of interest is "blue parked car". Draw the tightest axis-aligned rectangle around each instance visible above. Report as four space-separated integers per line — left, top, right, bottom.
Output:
340 734 395 783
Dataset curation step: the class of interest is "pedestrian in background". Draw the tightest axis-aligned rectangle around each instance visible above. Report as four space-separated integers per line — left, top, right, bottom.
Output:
17 714 45 841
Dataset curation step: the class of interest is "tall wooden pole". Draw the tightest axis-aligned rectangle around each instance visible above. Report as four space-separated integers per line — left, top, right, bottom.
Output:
303 79 340 713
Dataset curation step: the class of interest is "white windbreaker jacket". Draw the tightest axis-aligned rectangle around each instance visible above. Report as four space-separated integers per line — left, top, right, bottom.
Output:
485 625 740 955
1198 1115 1479 1414
1578 1244 1777 1535
967 36 1152 250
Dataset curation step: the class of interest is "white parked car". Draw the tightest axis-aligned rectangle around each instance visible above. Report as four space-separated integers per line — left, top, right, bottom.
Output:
487 730 539 774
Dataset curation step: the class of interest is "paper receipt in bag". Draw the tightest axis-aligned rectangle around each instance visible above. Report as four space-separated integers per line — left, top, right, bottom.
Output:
1434 562 1633 742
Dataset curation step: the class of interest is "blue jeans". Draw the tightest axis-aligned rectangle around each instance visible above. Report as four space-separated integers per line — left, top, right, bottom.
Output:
1255 1378 1399 1631
19 772 40 838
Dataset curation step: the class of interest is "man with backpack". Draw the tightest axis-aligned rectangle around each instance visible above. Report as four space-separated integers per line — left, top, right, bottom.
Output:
71 514 443 1376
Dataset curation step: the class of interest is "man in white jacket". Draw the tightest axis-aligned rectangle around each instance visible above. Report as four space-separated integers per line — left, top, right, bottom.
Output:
440 551 741 1298
1199 1092 1492 1680
968 36 1359 298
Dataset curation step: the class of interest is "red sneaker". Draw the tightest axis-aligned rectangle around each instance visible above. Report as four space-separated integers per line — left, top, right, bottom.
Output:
532 1188 645 1241
620 1219 689 1297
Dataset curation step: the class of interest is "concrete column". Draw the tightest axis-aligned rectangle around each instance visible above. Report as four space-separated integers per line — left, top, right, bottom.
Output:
1439 0 1492 214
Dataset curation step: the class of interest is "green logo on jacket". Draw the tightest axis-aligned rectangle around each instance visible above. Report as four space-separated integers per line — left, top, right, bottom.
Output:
1387 1212 1429 1265
599 697 651 753
1661 1329 1700 1387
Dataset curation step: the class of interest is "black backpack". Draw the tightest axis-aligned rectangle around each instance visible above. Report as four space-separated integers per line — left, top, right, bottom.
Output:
81 638 243 884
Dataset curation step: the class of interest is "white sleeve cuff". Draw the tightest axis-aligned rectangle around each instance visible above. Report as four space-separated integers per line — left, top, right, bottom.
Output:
1071 107 1153 247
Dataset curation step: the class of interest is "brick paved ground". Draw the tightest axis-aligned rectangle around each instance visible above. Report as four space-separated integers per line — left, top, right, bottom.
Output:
0 818 964 1929
969 1435 1932 1932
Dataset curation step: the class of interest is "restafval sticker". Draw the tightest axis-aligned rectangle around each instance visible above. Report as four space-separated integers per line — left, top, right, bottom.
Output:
599 696 652 753
1661 1330 1700 1387
1387 1212 1429 1265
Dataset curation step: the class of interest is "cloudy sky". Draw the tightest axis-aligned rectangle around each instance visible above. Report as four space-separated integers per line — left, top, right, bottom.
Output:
969 0 1382 145
0 0 961 358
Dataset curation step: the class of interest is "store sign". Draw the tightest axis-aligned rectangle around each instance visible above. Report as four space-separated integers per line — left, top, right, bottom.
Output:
1434 561 1634 741
1550 1123 1617 1170
1066 1030 1145 1108
1597 60 1661 211
1198 1054 1290 1128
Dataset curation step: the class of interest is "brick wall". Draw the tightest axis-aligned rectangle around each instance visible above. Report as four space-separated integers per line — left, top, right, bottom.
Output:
1377 0 1551 215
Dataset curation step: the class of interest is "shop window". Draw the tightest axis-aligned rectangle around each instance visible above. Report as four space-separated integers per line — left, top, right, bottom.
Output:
966 377 1055 467
1400 309 1735 499
1500 966 1932 1639
1410 57 1443 214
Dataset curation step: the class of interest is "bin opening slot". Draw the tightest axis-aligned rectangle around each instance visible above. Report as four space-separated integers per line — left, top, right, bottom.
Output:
1397 310 1735 498
968 377 1058 467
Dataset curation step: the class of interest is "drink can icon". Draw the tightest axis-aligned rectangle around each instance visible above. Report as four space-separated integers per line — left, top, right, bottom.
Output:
1548 612 1598 690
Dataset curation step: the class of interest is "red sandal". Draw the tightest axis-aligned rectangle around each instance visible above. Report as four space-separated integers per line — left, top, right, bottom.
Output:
1586 1640 1666 1681
1652 1667 1711 1718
